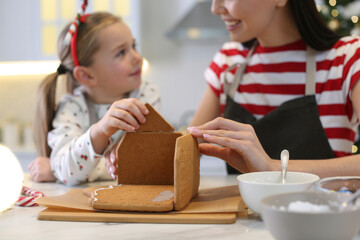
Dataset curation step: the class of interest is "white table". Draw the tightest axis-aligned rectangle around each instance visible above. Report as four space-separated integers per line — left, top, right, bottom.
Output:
2 174 360 240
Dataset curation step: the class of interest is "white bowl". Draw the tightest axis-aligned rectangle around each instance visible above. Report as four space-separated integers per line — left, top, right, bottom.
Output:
314 176 360 194
237 171 319 215
261 191 360 240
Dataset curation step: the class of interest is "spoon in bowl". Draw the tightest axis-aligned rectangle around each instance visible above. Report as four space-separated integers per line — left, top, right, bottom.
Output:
340 188 360 211
281 150 289 184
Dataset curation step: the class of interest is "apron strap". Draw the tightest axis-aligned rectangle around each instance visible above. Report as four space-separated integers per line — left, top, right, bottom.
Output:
305 47 317 96
224 43 258 99
223 63 240 99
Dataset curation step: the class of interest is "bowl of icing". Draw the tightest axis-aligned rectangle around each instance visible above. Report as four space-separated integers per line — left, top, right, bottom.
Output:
314 176 360 194
237 171 319 216
261 191 360 240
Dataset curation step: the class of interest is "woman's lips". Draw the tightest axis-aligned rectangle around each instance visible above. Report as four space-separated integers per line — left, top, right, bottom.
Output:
224 20 242 31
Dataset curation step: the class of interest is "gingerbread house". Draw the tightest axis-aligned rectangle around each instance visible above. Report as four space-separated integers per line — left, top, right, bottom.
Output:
89 103 200 212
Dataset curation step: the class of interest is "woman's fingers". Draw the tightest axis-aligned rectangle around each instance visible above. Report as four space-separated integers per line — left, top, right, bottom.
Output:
188 117 250 137
202 133 250 154
198 143 230 159
199 143 249 173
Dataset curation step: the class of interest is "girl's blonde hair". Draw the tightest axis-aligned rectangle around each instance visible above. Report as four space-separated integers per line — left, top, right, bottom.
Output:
34 12 122 157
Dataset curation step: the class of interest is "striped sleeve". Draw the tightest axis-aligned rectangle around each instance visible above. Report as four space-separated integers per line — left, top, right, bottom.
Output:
338 37 360 121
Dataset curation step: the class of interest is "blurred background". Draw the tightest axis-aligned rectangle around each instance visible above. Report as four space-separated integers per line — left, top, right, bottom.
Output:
0 0 359 174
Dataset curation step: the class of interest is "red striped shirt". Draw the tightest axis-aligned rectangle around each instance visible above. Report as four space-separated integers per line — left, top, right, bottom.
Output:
205 37 360 156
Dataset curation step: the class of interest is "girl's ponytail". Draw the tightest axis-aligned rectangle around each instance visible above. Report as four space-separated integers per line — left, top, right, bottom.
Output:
34 72 58 157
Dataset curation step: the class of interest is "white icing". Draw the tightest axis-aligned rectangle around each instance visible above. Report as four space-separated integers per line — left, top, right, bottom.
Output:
91 184 118 202
152 190 174 202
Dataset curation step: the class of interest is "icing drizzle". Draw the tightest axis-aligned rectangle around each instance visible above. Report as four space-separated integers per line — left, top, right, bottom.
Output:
152 190 174 202
91 184 120 202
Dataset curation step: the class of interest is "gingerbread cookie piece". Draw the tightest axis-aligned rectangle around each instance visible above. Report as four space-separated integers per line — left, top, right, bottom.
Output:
89 185 174 212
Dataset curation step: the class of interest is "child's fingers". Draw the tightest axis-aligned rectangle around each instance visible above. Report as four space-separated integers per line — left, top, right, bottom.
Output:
132 99 149 115
125 102 147 124
113 99 147 124
122 98 149 115
114 118 137 132
27 161 34 171
110 109 140 130
105 151 116 178
110 152 116 164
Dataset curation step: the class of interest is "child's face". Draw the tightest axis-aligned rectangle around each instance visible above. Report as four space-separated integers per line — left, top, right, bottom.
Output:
211 0 282 44
89 22 143 102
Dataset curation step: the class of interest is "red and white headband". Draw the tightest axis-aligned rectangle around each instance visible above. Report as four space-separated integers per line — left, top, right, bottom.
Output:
64 0 88 67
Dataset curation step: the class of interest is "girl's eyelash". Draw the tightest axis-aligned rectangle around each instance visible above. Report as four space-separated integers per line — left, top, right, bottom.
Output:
116 41 136 57
116 49 126 56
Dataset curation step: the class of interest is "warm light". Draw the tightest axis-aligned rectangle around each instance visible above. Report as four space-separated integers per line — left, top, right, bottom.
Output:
0 145 24 213
316 5 322 12
0 60 60 76
142 58 149 73
187 28 201 39
328 19 340 30
353 145 358 154
331 9 339 17
351 16 359 24
329 0 336 7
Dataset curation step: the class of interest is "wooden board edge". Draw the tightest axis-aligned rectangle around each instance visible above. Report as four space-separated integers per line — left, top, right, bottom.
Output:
38 208 237 224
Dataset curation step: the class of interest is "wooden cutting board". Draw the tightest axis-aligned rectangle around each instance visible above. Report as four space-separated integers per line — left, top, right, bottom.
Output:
38 208 238 224
37 185 246 224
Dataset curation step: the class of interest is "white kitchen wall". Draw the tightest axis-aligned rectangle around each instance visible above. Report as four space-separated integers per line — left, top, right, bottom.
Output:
139 0 226 128
0 0 228 174
0 1 41 61
0 0 228 127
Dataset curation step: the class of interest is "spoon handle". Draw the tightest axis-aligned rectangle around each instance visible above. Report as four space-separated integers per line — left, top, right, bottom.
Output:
341 188 360 210
281 150 289 184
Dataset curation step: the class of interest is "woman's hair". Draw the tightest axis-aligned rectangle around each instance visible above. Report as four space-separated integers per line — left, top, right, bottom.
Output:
244 0 341 51
34 12 122 157
289 0 340 51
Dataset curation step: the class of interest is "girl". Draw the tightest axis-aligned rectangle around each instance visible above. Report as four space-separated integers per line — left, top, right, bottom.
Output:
188 0 360 178
29 11 160 185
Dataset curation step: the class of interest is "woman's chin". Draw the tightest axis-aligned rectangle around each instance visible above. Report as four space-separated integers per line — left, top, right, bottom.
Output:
229 33 254 43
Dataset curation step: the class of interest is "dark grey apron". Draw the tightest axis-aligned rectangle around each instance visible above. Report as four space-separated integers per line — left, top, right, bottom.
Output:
223 44 335 174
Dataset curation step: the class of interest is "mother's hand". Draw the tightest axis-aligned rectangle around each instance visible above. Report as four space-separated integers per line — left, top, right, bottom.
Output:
188 117 272 173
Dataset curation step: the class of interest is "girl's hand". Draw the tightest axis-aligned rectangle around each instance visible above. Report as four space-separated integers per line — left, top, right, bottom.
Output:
105 144 118 180
91 99 149 154
95 98 149 137
188 117 273 173
28 157 57 182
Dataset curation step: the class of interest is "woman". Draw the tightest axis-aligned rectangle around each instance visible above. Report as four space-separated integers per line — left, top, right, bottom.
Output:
188 0 360 178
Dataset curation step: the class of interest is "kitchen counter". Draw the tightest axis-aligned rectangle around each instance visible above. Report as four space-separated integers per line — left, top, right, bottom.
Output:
2 174 360 240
